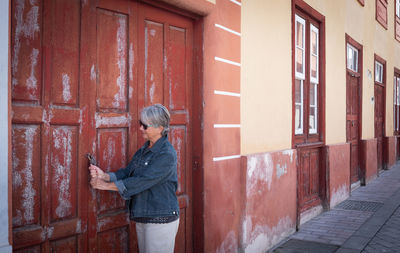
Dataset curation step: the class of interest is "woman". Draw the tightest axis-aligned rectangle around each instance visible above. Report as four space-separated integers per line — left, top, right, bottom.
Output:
89 104 179 253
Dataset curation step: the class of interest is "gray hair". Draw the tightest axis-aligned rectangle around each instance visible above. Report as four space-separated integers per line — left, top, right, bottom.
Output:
140 104 171 136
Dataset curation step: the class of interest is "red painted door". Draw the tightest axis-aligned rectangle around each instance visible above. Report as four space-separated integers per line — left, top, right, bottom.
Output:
375 84 385 171
346 71 361 184
11 0 194 252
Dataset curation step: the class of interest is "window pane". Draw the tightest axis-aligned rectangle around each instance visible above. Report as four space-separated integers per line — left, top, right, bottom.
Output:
352 50 358 72
295 104 302 132
311 55 317 79
309 107 316 132
310 83 316 106
398 78 400 105
375 62 383 83
311 30 318 54
347 46 353 70
296 48 304 74
397 0 400 17
295 79 302 103
296 21 304 47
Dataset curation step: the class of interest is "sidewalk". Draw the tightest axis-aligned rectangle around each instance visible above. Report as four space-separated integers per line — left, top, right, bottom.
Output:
271 162 400 253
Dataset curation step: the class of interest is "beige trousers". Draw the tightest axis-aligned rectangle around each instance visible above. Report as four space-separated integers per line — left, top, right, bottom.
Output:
136 219 179 253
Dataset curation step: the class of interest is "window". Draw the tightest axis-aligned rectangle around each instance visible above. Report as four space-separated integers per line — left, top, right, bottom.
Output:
376 0 388 29
375 61 383 83
347 44 358 72
293 9 323 144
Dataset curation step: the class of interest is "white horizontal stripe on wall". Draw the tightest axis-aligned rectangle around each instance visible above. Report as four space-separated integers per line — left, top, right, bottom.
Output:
214 124 240 128
229 0 242 6
215 24 241 36
214 90 240 97
213 155 241 162
215 56 241 67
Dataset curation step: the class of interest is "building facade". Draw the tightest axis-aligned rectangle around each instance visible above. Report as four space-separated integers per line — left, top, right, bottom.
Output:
2 0 400 252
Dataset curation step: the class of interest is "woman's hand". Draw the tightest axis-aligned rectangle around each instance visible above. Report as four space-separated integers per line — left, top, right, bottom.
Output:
90 177 118 191
88 165 110 181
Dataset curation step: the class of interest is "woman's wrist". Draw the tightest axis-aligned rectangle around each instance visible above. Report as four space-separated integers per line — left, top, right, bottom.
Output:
103 173 110 182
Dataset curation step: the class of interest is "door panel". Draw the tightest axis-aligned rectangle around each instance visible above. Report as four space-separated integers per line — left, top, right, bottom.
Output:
298 148 321 212
346 71 361 184
375 84 385 170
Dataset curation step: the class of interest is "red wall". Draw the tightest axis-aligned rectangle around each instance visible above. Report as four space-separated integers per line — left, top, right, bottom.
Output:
326 143 350 208
385 136 396 168
361 139 378 184
240 150 297 252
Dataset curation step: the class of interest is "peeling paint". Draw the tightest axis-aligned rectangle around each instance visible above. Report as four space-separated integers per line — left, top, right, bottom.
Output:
243 216 295 253
90 64 96 81
129 43 134 81
282 149 294 163
215 231 238 253
103 138 115 171
62 73 72 102
52 127 73 218
330 184 349 208
171 134 182 192
113 17 127 108
26 48 39 98
76 219 82 233
247 154 273 196
12 0 40 88
276 163 287 179
12 125 38 226
95 114 128 128
150 29 156 37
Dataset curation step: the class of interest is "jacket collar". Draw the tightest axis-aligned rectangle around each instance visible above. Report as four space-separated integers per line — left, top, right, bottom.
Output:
144 135 168 153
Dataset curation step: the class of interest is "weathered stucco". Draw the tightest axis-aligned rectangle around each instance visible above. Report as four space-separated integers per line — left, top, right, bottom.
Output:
241 149 297 252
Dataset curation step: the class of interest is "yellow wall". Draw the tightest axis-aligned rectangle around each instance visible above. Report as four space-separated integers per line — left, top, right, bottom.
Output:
241 0 292 154
241 0 400 154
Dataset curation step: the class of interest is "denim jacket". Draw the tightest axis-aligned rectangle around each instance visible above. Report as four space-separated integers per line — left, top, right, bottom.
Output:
108 135 179 219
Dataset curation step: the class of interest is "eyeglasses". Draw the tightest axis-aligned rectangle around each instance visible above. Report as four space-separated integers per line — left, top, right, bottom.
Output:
139 120 155 130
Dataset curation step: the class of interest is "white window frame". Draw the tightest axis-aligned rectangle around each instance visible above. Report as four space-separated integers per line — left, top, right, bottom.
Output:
310 24 319 84
347 43 358 72
375 61 383 83
295 15 306 80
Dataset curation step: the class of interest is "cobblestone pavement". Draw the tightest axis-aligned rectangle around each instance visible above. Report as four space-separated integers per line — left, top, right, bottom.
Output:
362 207 400 253
271 163 400 253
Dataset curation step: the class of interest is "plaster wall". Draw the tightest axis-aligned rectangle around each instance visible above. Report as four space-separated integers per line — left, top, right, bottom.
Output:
326 143 350 208
0 0 11 251
241 0 292 154
361 138 378 184
241 149 297 252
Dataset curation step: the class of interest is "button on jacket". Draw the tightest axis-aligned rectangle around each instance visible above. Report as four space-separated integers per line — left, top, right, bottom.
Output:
108 135 179 219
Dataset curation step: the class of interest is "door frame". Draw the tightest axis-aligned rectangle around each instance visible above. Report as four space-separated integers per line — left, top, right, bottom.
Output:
374 53 386 171
345 34 363 186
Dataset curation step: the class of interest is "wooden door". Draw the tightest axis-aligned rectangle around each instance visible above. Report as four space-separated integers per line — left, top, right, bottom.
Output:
11 0 194 252
375 84 385 171
86 1 193 252
11 0 88 251
346 71 361 184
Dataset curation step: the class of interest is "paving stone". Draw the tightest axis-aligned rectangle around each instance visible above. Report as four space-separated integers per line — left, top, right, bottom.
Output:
272 239 338 253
